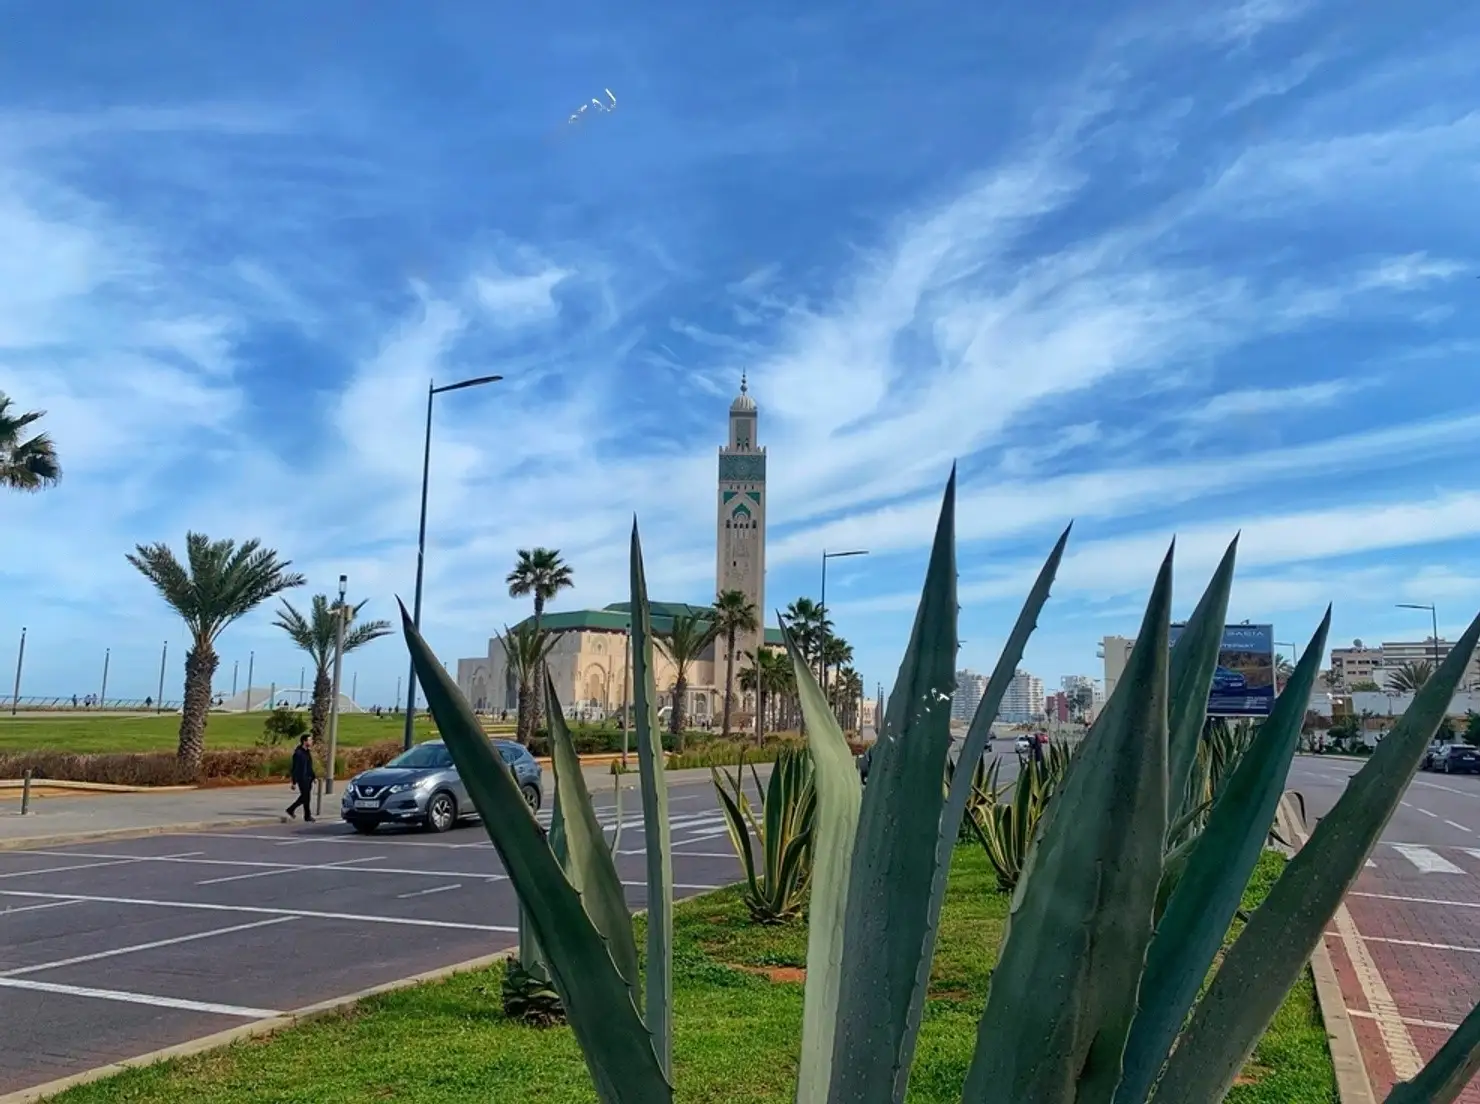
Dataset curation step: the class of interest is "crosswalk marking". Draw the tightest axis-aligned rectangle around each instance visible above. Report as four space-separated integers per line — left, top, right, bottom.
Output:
1391 845 1466 874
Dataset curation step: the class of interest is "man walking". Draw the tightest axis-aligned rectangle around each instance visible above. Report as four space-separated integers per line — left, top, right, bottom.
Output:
286 733 316 822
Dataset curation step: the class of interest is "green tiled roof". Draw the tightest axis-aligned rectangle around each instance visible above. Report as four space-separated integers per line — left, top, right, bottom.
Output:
508 601 783 645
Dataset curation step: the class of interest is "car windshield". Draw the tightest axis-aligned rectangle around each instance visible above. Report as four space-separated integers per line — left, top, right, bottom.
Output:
385 744 453 769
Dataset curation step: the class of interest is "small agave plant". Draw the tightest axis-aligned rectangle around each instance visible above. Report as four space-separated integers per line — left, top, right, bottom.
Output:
403 474 1480 1103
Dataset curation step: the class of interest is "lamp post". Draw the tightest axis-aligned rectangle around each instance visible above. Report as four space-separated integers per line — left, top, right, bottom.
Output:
1274 640 1298 691
231 659 238 700
819 549 868 689
1396 603 1441 671
156 641 168 713
403 373 504 750
321 574 349 813
100 648 111 709
245 651 255 712
9 627 24 715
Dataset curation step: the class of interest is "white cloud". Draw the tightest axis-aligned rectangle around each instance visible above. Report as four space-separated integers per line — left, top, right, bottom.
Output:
473 266 570 327
1183 380 1364 422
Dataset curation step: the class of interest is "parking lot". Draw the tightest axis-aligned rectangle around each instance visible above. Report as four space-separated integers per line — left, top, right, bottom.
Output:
0 776 740 1097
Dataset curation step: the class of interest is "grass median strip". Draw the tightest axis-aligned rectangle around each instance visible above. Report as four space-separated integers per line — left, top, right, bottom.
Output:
43 847 1335 1103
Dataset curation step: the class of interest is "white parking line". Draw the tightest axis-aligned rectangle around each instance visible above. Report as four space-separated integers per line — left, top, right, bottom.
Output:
0 890 518 932
1445 820 1471 833
0 976 279 1018
1352 891 1480 910
9 850 508 884
396 884 462 899
1 917 296 977
1361 935 1480 954
1348 1008 1462 1032
0 850 204 881
196 855 386 886
0 899 83 917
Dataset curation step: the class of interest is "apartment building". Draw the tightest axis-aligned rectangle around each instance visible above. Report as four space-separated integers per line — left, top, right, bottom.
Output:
951 669 987 724
1099 636 1136 701
1329 639 1480 690
1001 669 1045 723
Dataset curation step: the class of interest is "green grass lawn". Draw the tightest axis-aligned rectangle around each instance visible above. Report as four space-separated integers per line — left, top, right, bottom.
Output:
0 712 448 754
47 847 1334 1103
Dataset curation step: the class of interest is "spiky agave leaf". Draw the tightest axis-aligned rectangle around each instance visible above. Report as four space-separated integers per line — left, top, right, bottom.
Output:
895 525 1069 1098
1383 998 1480 1104
1155 609 1480 1103
400 602 670 1103
963 545 1173 1104
826 469 958 1104
782 620 862 1104
629 519 674 1078
544 672 642 1006
1115 608 1331 1104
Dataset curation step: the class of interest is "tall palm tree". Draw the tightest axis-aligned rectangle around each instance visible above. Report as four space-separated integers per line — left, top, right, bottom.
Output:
127 534 304 771
784 597 829 671
1273 655 1294 692
711 589 758 740
821 634 853 700
506 548 574 733
834 665 864 730
0 392 61 491
742 647 793 743
657 612 718 747
273 595 392 743
498 623 559 746
1386 659 1435 694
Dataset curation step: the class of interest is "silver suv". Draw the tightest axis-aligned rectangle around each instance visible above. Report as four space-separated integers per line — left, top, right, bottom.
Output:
341 738 542 834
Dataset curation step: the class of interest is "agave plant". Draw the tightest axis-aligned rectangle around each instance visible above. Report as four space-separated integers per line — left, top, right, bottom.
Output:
964 747 1071 892
712 745 818 923
402 472 1480 1104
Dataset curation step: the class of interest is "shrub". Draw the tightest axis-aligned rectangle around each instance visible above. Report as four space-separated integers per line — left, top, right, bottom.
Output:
0 738 404 787
259 705 309 746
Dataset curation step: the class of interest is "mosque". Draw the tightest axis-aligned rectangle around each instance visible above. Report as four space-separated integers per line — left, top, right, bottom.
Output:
455 376 780 726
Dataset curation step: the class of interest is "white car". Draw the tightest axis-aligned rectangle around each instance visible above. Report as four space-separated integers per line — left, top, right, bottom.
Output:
1014 735 1034 754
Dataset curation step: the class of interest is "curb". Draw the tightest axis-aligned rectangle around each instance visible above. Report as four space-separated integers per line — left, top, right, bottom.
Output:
0 779 195 794
1276 794 1377 1104
0 948 516 1103
0 816 282 852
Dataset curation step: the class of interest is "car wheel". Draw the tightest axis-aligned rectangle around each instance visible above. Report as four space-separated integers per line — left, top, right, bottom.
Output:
350 820 378 835
521 783 541 813
1443 761 1452 774
426 791 457 833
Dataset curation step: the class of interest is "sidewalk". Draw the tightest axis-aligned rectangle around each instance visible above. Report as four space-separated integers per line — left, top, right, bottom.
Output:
0 762 728 850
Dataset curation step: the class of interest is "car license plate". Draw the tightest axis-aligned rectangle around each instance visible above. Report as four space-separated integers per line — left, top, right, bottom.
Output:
354 799 379 809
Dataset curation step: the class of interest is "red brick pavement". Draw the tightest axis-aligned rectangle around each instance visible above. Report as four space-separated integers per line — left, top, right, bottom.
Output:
1325 845 1480 1102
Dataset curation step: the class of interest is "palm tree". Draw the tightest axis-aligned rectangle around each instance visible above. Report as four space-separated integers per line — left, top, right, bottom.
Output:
506 548 574 732
1274 655 1294 692
127 534 305 771
273 595 392 743
657 613 718 747
1386 660 1435 694
0 392 61 491
711 589 758 740
834 665 864 730
498 623 559 746
821 634 853 700
784 597 829 673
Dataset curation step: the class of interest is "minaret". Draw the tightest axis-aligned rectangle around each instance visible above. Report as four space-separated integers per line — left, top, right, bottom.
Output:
717 372 766 661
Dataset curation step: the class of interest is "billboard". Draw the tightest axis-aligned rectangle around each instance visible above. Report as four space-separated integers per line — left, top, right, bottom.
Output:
1168 622 1276 718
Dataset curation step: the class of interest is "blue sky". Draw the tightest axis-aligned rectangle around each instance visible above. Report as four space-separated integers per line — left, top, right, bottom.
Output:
2 0 1479 707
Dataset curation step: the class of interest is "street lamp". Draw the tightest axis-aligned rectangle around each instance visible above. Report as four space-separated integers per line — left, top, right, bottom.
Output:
819 549 868 688
321 574 349 813
1395 603 1441 670
1274 641 1298 692
402 373 504 749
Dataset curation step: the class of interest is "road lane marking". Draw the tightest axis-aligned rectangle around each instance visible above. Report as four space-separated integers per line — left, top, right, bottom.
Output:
0 976 279 1018
195 855 386 886
1352 891 1480 909
1361 935 1480 954
1412 780 1480 798
0 899 83 917
1401 801 1414 809
1333 904 1422 1078
0 890 518 932
10 850 508 884
1392 844 1465 874
621 881 721 891
396 884 462 899
0 850 205 881
1445 820 1471 833
0 917 296 977
1417 808 1439 819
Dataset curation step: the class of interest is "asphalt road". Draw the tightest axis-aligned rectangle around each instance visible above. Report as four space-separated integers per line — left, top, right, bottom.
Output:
0 776 741 1098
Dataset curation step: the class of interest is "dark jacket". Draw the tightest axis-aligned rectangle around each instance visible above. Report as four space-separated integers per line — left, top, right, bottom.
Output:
291 745 316 786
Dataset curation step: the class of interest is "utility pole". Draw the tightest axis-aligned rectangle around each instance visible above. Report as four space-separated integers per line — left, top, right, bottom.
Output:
320 574 349 814
620 622 632 769
9 627 25 715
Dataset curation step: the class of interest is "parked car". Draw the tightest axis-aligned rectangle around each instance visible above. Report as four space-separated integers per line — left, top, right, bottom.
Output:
1211 665 1247 693
1421 741 1447 771
1435 744 1480 775
1014 734 1034 754
341 738 543 834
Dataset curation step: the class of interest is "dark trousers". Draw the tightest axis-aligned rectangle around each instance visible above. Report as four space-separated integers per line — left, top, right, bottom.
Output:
287 780 314 818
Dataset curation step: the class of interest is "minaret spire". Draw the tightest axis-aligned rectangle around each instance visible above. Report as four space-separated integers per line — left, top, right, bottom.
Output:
740 370 748 394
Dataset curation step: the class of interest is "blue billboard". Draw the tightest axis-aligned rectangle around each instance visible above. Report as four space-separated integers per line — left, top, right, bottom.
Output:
1168 622 1276 718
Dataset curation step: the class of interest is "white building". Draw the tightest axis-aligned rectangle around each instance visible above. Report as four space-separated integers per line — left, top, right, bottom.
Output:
1099 636 1136 702
1000 669 1044 724
951 669 987 724
1059 674 1104 720
1330 638 1480 690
